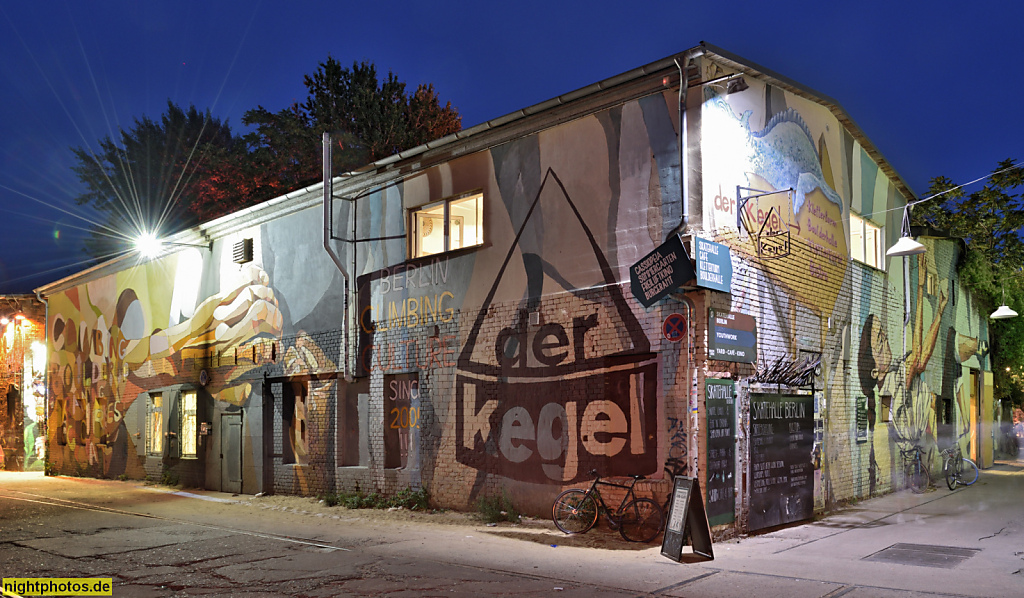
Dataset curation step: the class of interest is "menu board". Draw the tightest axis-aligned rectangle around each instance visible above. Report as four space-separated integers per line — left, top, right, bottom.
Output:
705 379 735 526
749 393 814 531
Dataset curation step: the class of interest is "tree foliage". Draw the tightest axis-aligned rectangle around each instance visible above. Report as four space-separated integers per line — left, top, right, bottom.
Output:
190 58 462 222
72 58 463 247
912 159 1024 402
71 101 240 259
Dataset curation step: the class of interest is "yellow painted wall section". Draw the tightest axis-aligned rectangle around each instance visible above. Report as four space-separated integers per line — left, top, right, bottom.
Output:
982 370 994 468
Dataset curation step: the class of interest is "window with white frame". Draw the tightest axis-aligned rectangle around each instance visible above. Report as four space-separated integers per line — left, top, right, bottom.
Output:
850 213 884 269
180 391 198 459
411 192 483 258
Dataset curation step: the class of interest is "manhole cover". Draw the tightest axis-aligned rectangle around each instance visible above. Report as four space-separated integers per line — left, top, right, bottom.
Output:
862 543 980 568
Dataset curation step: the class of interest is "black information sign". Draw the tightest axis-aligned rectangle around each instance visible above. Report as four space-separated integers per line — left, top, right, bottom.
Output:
749 393 814 532
705 379 736 526
661 477 714 563
708 309 757 363
855 396 868 443
629 235 696 308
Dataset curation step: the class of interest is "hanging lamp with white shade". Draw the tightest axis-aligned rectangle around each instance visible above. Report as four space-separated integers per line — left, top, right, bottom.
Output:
991 284 1018 319
886 204 926 257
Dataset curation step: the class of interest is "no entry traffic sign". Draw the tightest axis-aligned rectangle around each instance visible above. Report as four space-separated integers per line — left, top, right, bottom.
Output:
663 313 687 343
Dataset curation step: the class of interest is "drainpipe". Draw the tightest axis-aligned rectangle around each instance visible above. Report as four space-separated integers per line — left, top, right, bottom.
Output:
323 132 353 383
35 289 49 474
673 47 704 236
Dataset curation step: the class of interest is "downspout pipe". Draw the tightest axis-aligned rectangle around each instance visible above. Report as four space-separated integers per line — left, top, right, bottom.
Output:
673 47 703 236
323 132 353 383
35 289 49 474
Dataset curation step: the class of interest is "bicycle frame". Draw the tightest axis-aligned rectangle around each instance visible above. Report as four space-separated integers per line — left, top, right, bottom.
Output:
582 475 642 523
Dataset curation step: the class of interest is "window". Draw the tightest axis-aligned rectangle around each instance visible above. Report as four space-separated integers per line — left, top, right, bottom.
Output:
411 192 483 258
850 213 883 269
181 391 198 458
146 393 163 455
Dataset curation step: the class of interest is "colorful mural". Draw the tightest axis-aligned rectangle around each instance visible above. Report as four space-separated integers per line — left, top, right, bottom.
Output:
46 257 282 476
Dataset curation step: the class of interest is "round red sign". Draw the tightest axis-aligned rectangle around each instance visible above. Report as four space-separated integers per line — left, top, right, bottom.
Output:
663 313 687 342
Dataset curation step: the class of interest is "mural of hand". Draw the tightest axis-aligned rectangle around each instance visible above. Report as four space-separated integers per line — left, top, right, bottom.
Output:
124 265 283 365
121 265 284 405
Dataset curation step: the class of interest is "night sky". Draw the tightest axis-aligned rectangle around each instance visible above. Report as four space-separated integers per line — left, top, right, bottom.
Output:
1 1 1021 293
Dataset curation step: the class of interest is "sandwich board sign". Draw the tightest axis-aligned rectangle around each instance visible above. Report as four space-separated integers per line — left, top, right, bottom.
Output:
661 476 714 563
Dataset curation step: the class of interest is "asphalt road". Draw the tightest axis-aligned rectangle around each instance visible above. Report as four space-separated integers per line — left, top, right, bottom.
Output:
1 458 1023 597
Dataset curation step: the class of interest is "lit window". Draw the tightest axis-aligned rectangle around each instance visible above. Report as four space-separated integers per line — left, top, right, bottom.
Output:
181 391 198 459
850 213 883 269
147 393 163 455
411 192 483 258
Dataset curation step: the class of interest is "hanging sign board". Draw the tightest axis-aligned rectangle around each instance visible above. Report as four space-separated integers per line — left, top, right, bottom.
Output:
694 237 732 293
708 309 757 363
629 235 696 308
661 476 714 563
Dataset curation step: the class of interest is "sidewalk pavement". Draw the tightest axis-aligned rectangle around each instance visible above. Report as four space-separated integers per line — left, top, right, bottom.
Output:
352 458 1024 597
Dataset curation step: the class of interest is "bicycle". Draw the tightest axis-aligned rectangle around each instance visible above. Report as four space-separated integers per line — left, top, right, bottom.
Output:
551 470 665 543
900 444 929 494
941 443 979 490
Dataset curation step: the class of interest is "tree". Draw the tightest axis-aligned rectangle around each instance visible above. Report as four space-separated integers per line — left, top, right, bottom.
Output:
190 58 462 221
913 159 1024 402
71 101 240 260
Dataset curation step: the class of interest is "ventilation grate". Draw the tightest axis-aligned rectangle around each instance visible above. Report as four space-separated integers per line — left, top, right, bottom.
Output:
862 543 979 568
232 238 253 264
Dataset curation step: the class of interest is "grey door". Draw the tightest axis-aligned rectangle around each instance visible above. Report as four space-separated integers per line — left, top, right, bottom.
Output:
220 414 242 493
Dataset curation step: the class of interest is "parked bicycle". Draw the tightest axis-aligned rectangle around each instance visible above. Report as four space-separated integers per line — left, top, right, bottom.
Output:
900 444 929 494
551 470 665 543
941 443 979 490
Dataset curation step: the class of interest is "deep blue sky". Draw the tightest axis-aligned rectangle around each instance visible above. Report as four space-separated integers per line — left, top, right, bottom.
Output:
1 1 1021 293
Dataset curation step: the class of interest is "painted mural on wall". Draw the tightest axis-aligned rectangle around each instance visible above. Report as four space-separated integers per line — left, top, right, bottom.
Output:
355 92 687 493
854 246 988 494
46 254 283 475
702 83 849 314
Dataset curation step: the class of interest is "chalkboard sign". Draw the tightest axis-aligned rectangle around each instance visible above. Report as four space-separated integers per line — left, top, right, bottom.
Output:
749 393 814 531
706 379 736 526
661 477 714 563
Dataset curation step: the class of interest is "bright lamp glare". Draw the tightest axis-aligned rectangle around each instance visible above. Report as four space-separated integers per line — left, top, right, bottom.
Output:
135 233 163 258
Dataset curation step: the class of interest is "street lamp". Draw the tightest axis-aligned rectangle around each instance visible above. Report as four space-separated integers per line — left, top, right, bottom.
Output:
134 232 212 259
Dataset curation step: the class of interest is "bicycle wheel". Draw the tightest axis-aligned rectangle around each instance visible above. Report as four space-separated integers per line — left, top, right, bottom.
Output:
618 498 665 543
909 458 927 494
960 459 979 486
552 489 598 534
944 457 959 490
